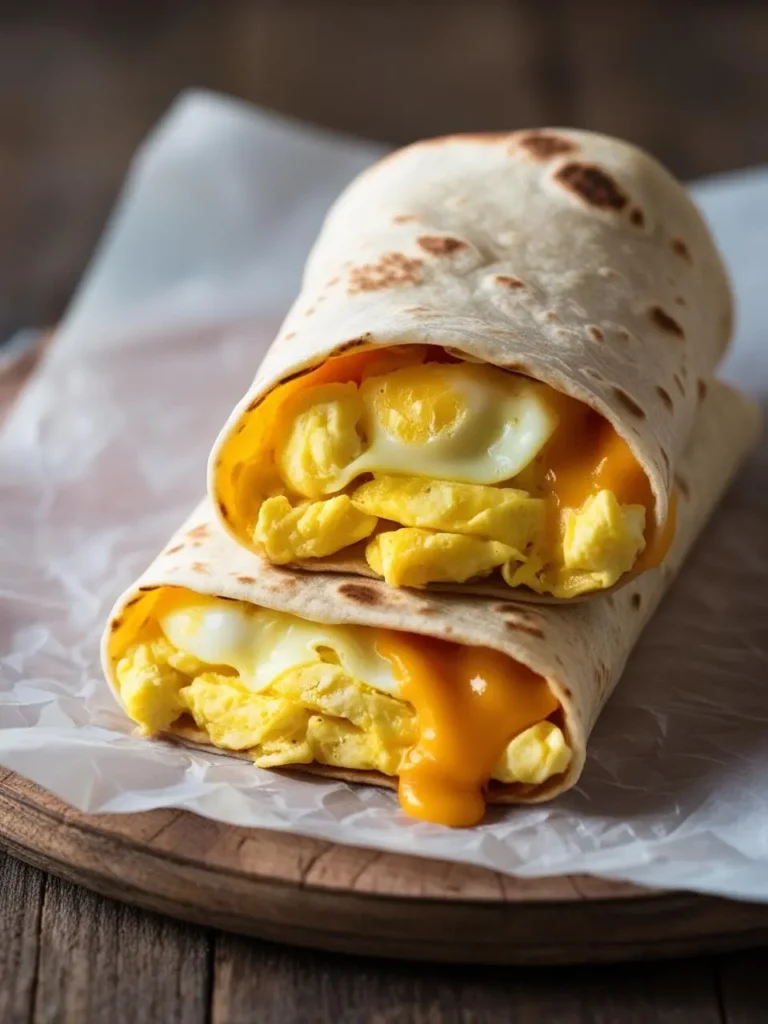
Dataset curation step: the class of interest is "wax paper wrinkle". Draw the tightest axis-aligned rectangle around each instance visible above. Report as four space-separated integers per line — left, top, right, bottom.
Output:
0 92 767 898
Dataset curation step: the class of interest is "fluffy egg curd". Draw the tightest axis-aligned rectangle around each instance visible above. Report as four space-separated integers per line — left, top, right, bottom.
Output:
113 588 572 827
226 346 675 598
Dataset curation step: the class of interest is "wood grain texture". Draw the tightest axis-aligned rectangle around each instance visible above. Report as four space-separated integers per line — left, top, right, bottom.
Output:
1 844 765 1024
0 850 44 1024
33 876 211 1024
211 934 728 1024
1 772 768 968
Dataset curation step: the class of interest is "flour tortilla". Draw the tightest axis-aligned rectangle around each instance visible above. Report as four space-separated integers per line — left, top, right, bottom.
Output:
106 379 759 804
209 129 733 599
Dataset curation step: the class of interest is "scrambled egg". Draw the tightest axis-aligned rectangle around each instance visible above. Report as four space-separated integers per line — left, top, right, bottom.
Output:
562 490 646 588
254 494 376 564
115 622 571 787
351 476 545 549
366 529 519 588
246 355 654 595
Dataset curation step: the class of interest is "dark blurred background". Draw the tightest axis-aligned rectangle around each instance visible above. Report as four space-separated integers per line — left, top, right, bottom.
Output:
2 0 768 339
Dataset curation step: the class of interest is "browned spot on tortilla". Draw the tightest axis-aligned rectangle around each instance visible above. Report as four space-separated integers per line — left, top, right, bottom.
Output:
672 238 692 262
191 562 209 574
631 593 642 610
629 207 645 227
138 585 159 593
338 582 381 605
348 252 423 294
649 306 685 338
235 422 246 435
417 235 467 256
166 544 184 555
675 474 690 499
217 500 232 525
656 386 673 411
494 602 518 614
545 311 561 323
187 524 209 540
560 684 572 699
305 307 316 317
661 449 671 474
123 596 141 609
506 620 544 639
405 306 435 315
335 335 372 355
674 296 686 307
555 162 628 211
110 617 123 632
617 329 632 343
393 214 417 224
215 595 238 603
517 131 576 160
698 378 708 401
284 331 296 340
612 387 646 419
235 575 255 584
588 326 604 342
327 277 340 287
418 606 437 615
583 367 605 381
673 373 685 397
496 275 524 288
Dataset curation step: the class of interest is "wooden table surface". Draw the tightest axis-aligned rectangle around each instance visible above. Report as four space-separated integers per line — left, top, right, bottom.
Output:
2 845 767 1023
2 2 768 1020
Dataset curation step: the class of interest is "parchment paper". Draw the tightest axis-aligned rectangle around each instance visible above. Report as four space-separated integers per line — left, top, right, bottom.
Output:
1 91 766 900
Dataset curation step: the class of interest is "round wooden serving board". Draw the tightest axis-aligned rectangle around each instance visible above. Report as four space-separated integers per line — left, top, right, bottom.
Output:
2 770 768 965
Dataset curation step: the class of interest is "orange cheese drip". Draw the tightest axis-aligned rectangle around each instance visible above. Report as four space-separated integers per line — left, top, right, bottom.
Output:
534 393 675 570
375 631 559 827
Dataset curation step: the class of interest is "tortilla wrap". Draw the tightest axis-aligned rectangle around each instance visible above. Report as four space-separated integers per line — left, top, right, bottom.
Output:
210 129 732 599
106 379 758 807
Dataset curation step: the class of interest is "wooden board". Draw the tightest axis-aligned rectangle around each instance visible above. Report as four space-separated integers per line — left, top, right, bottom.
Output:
1 770 768 966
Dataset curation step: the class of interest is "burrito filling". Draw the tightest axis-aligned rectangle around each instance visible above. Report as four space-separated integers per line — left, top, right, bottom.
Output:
224 346 674 597
114 588 571 827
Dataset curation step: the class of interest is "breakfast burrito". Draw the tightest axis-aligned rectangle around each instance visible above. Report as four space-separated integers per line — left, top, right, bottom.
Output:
210 128 733 600
106 379 758 826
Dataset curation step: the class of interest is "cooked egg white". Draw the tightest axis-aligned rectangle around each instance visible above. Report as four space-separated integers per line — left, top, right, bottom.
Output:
276 363 560 498
114 594 572 790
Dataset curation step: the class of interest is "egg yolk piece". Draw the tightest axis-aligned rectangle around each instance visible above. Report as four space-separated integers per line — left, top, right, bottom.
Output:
233 346 673 595
112 591 571 826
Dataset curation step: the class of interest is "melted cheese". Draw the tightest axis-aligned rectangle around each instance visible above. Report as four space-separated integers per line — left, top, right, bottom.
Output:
375 631 560 827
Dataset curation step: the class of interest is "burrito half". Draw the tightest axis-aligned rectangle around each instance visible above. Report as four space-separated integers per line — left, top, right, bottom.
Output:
210 129 732 600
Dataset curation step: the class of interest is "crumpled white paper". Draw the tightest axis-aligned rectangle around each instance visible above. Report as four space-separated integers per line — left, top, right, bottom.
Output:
1 91 767 901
